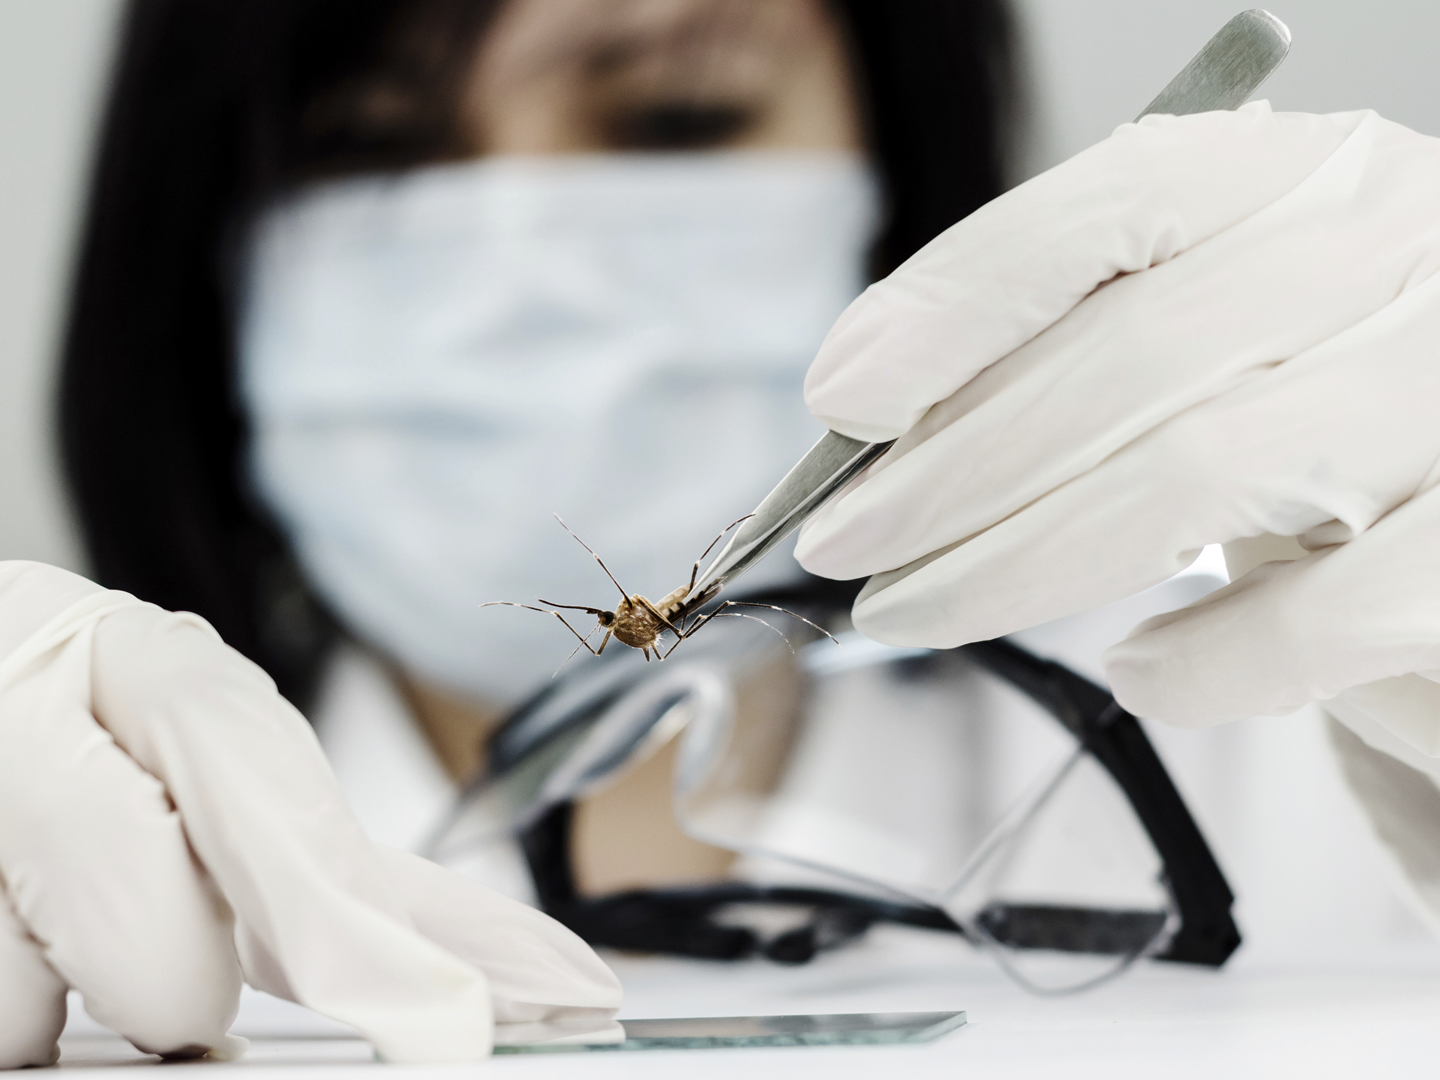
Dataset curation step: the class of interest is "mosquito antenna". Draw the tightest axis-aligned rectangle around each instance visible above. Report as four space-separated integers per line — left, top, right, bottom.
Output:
553 514 629 601
538 600 610 616
696 513 756 563
481 601 602 653
724 601 842 647
480 601 552 614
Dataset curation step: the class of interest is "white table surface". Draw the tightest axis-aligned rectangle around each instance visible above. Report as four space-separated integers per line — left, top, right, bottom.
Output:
56 927 1440 1078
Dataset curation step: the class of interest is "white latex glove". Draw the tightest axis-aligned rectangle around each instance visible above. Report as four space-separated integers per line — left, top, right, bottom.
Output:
0 561 621 1069
796 103 1440 738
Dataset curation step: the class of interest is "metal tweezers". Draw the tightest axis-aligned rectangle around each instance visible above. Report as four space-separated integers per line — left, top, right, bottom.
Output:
686 9 1292 606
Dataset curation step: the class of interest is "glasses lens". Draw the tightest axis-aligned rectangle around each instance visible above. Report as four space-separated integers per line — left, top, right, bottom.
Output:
428 614 784 861
674 633 1176 988
677 638 1076 894
942 750 1175 992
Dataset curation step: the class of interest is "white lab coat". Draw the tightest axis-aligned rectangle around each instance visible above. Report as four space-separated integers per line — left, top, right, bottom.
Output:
310 645 538 904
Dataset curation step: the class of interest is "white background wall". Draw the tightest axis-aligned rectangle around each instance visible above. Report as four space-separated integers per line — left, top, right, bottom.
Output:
1 1 1438 968
0 0 121 572
1012 1 1440 180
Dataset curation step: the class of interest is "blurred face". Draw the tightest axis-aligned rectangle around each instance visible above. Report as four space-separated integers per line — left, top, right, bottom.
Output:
391 0 867 780
253 1 875 899
459 0 862 155
392 0 869 893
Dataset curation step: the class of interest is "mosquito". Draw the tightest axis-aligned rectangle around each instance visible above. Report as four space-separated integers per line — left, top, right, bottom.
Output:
481 514 837 670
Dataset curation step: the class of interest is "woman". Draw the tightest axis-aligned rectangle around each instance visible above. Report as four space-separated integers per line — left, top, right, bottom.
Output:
60 0 1008 883
0 0 1011 1065
62 0 1006 715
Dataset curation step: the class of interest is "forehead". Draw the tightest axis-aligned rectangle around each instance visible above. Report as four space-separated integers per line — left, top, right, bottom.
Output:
478 0 830 90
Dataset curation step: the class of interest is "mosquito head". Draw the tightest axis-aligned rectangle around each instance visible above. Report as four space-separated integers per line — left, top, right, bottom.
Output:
597 610 616 627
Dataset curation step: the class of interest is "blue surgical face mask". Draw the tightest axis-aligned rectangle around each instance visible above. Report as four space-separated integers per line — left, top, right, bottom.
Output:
239 151 879 703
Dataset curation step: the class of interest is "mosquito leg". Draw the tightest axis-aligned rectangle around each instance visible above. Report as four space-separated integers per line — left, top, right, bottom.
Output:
666 587 763 647
670 606 700 637
705 611 796 653
553 514 631 602
674 605 725 641
675 514 758 607
658 603 743 658
659 595 745 657
595 630 613 655
659 633 694 659
695 513 755 565
663 599 832 655
551 612 607 652
552 627 599 678
721 601 841 647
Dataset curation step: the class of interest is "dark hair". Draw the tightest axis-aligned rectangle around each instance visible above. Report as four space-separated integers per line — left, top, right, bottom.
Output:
60 0 1013 708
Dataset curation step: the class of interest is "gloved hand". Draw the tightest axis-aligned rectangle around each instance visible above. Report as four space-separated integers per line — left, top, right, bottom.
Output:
0 561 621 1069
796 103 1440 736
